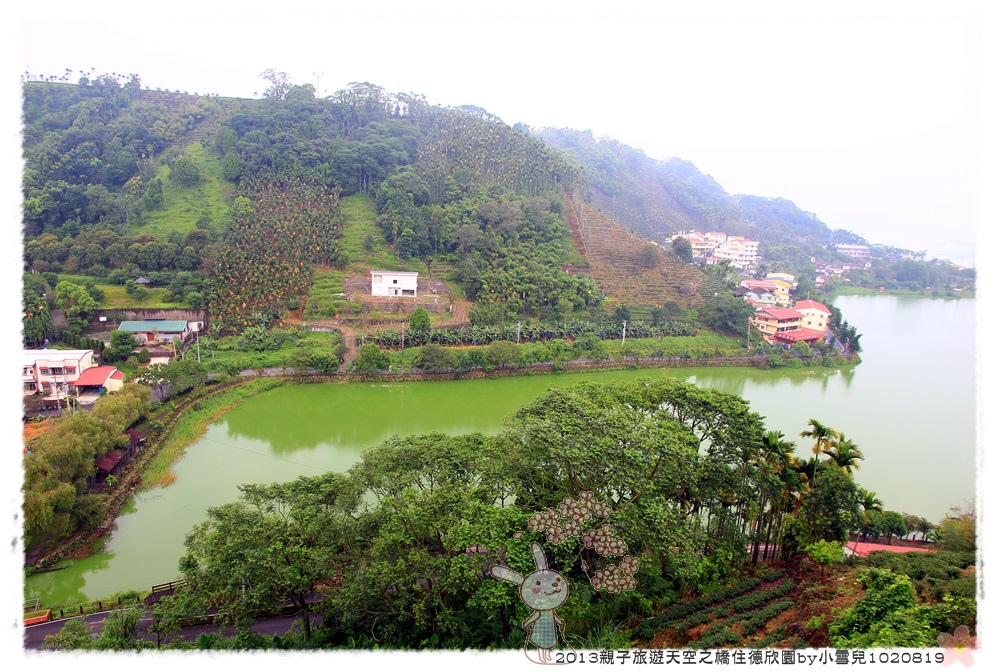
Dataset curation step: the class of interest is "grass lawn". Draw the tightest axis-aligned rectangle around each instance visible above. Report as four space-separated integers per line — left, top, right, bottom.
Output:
56 274 185 309
339 194 421 274
130 142 232 237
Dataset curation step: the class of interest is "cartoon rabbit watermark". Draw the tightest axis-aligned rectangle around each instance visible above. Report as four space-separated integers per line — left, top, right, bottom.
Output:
489 491 637 664
490 541 570 664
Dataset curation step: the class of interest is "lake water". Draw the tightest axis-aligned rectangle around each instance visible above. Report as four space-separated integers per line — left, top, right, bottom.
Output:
24 295 977 606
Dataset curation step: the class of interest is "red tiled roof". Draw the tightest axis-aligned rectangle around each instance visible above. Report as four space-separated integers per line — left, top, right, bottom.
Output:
756 308 803 321
111 370 124 379
795 300 831 314
742 280 777 290
71 366 120 387
773 329 826 343
95 450 123 472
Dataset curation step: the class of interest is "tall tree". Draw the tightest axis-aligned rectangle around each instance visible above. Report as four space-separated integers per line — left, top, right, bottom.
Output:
800 419 841 488
823 436 864 473
179 473 360 640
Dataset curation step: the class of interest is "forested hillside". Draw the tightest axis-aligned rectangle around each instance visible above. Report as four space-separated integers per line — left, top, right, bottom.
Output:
19 71 972 349
20 73 720 344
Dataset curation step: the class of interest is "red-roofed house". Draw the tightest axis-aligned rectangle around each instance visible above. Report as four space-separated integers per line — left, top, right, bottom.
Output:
751 307 803 341
795 300 832 332
70 366 124 402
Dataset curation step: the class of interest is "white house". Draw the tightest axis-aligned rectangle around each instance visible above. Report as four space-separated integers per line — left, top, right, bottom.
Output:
370 271 418 297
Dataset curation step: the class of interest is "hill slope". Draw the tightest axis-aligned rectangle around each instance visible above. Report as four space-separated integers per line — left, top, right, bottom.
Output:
564 192 707 309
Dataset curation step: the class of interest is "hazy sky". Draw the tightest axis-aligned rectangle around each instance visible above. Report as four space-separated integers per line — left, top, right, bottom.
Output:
9 0 996 266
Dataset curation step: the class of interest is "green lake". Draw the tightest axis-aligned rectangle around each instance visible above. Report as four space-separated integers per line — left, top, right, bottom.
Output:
24 294 978 606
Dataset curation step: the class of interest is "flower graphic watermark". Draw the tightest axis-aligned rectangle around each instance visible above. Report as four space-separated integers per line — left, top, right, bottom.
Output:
938 625 977 666
490 491 637 664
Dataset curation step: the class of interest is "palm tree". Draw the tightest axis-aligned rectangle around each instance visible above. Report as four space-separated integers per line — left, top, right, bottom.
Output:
823 436 864 473
853 488 884 554
800 419 841 488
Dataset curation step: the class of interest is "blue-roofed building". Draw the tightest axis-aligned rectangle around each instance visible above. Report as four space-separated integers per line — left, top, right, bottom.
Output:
116 320 191 345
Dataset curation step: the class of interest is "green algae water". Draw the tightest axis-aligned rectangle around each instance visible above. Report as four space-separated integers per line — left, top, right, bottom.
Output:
25 295 977 606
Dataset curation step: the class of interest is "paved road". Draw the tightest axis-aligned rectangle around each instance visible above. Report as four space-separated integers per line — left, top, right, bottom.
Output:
22 607 320 651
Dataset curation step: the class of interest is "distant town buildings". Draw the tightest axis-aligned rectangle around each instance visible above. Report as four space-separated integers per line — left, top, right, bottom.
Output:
836 244 871 259
672 231 761 270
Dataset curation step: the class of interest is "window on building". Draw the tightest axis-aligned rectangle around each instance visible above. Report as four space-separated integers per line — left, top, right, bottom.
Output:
393 279 398 284
373 275 382 283
50 367 64 375
24 382 36 392
65 367 76 374
39 367 49 375
23 367 32 376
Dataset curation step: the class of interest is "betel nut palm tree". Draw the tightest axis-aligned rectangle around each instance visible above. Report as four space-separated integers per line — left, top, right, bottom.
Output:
799 419 841 488
823 435 864 473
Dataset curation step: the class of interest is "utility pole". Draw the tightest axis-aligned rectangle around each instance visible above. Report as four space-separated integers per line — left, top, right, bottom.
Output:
401 323 405 352
517 321 522 344
622 321 627 348
195 329 201 363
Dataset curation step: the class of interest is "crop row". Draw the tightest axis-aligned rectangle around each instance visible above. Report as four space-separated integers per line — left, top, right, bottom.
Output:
691 598 796 648
675 580 795 632
362 318 694 349
637 577 765 640
637 571 794 641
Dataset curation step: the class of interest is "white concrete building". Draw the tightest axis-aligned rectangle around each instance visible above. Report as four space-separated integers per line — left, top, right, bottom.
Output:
371 270 418 297
713 237 759 269
23 349 96 398
836 244 871 259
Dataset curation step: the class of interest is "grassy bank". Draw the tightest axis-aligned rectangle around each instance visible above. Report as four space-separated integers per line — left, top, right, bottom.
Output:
826 286 975 299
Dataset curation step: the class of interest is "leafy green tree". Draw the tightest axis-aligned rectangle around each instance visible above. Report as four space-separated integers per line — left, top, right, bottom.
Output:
415 343 454 372
485 340 520 369
671 236 693 263
785 462 862 551
23 288 53 346
55 281 98 335
287 348 312 374
882 511 909 545
936 503 976 552
469 301 503 326
409 307 431 332
353 343 390 373
43 617 93 650
806 540 844 577
699 294 755 337
169 156 201 186
94 606 149 651
180 473 360 641
103 330 139 363
823 436 864 473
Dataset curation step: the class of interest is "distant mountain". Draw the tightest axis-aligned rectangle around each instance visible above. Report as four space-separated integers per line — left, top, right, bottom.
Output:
535 128 844 255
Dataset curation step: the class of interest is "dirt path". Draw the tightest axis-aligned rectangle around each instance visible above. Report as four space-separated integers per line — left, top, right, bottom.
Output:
338 325 359 370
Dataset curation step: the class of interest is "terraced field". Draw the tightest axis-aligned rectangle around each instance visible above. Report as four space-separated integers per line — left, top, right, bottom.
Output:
563 193 708 310
640 568 801 649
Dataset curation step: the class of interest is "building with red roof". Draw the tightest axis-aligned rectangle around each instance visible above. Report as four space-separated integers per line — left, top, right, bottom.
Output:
773 328 826 345
794 300 832 332
70 366 124 401
751 307 805 342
